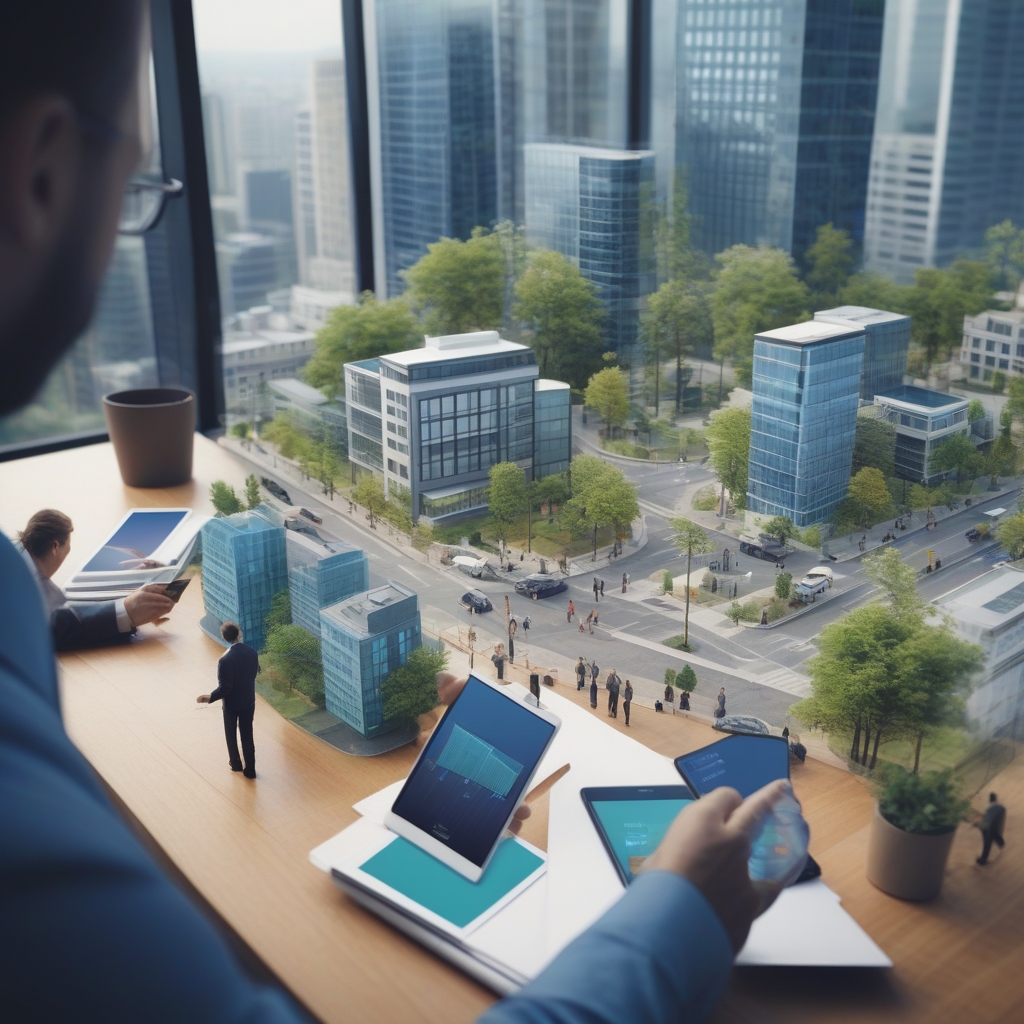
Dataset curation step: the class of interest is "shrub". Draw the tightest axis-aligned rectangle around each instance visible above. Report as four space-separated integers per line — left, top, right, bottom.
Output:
382 645 448 723
663 634 692 651
801 525 822 549
664 668 677 689
263 625 324 706
692 484 718 511
774 572 792 600
766 596 789 622
875 765 969 835
663 570 674 592
677 664 697 692
210 480 243 516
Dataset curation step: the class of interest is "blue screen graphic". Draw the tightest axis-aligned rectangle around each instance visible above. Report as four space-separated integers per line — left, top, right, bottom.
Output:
591 797 693 882
391 676 555 867
83 511 188 572
676 735 789 798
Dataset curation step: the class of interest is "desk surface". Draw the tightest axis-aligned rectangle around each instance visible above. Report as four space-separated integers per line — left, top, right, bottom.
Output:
1 436 1022 1024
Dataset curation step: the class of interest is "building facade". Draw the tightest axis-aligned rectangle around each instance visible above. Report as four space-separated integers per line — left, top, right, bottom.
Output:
320 583 421 738
200 506 287 650
747 320 865 526
961 309 1024 384
814 305 911 401
863 0 1024 282
285 532 369 638
345 331 571 521
524 143 656 365
268 378 347 452
872 384 970 483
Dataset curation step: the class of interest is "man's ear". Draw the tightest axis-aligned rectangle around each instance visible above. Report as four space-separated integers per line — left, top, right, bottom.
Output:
0 96 80 252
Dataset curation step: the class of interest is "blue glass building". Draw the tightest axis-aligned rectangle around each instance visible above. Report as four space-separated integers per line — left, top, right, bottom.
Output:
747 320 865 526
285 532 370 639
200 506 287 650
814 306 911 402
533 379 572 478
320 583 421 738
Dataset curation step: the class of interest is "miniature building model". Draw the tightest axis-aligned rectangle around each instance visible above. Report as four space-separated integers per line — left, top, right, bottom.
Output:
319 583 421 738
285 531 369 638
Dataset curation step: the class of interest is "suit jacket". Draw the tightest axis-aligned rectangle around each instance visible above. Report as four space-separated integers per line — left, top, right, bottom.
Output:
208 642 260 712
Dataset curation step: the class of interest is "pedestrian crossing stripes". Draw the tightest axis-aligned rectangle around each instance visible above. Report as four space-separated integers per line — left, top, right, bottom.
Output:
757 668 812 697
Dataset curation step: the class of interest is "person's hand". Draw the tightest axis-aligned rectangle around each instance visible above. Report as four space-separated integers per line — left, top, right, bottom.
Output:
124 584 176 627
436 672 531 836
196 694 211 703
641 780 789 953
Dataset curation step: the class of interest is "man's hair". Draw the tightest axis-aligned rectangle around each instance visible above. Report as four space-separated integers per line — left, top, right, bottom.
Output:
1 2 143 124
990 792 998 803
19 509 73 558
221 622 241 644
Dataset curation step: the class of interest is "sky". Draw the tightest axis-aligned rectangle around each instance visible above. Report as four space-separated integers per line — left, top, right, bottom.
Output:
192 0 342 52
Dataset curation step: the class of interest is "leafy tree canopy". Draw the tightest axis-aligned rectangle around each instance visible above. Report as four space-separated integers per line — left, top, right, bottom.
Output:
382 644 448 723
838 271 912 314
533 473 569 511
984 219 1024 292
645 279 714 413
967 399 986 423
838 467 895 530
704 407 751 511
862 547 923 621
763 516 798 544
560 454 639 554
927 431 983 482
805 222 854 302
210 480 243 516
996 513 1024 560
584 368 630 435
263 624 324 705
488 462 529 542
261 414 312 461
244 473 261 510
852 416 896 477
677 663 698 693
669 517 713 556
353 474 387 528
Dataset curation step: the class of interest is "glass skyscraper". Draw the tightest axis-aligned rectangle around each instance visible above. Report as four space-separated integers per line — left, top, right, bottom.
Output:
747 320 865 527
814 305 911 401
285 532 370 639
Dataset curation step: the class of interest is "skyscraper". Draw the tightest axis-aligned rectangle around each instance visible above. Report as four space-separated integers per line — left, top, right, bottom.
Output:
814 305 911 401
746 320 865 527
285 532 369 638
863 0 1024 281
293 109 317 286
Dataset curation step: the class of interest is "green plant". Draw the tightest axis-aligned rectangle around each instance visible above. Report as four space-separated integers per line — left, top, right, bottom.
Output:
664 668 677 689
663 634 692 651
382 645 448 724
244 473 261 510
726 602 744 624
774 572 793 600
677 664 697 693
801 525 822 549
210 480 243 516
230 421 250 439
875 765 969 835
263 625 324 706
692 484 718 511
663 570 674 593
992 370 1007 393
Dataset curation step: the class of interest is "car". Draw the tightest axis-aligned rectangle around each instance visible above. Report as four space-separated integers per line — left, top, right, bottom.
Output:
298 507 323 525
739 540 787 563
802 565 834 586
966 528 982 541
712 715 772 737
795 576 829 602
260 476 291 504
284 517 320 540
514 573 568 599
459 589 493 613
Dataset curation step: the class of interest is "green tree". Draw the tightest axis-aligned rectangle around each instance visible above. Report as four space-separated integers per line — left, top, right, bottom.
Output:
244 473 261 510
664 667 677 690
704 407 750 512
838 271 911 314
984 220 1024 291
560 454 639 559
210 480 243 516
992 370 1007 394
261 414 313 462
513 249 606 388
967 399 986 423
353 474 387 529
533 473 569 514
646 279 714 414
775 572 793 601
839 467 895 529
403 228 504 335
263 625 325 706
264 589 292 633
804 222 854 303
669 518 714 648
677 663 697 693
655 170 710 283
585 368 630 438
384 496 413 538
862 547 923 621
382 644 448 724
488 462 529 558
711 246 810 385
763 516 798 546
1007 376 1024 422
230 421 250 439
303 292 421 398
996 513 1024 559
928 431 983 484
853 416 897 477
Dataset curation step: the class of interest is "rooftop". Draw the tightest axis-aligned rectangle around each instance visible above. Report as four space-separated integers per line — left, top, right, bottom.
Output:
874 385 966 410
524 141 655 162
381 331 529 368
348 359 380 374
756 320 864 346
814 305 910 325
284 529 360 559
536 378 570 392
321 582 416 634
269 378 329 405
214 506 280 534
968 307 1024 324
934 564 1024 629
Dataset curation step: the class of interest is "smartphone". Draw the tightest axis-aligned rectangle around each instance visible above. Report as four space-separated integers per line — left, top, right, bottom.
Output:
581 785 696 887
384 673 561 882
163 578 191 603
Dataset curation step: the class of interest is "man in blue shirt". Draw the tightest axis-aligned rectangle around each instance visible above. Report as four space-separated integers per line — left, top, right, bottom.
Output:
0 4 786 1020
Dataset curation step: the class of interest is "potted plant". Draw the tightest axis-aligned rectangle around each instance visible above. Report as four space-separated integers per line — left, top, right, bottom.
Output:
866 766 969 900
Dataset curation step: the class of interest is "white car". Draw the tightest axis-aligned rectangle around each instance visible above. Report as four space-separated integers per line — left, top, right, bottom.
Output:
801 565 834 587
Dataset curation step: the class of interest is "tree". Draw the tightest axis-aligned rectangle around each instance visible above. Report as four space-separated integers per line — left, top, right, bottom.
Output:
775 572 793 601
560 454 639 559
838 271 911 314
384 497 413 538
967 399 986 423
230 421 250 439
533 473 569 513
210 480 243 516
704 407 750 512
984 220 1024 292
513 249 605 388
664 668 677 690
353 474 387 529
677 663 697 693
264 590 292 634
303 292 421 398
584 368 630 438
261 414 313 462
244 473 261 510
862 547 923 622
711 246 810 385
839 467 895 529
1007 376 1024 422
646 279 714 413
488 462 529 558
928 431 983 484
853 417 896 477
668 518 714 648
804 223 854 302
763 516 798 546
263 625 324 706
382 644 448 724
655 169 710 283
403 229 504 335
996 514 1024 559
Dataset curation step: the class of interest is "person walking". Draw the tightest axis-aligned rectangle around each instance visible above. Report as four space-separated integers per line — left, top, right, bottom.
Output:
606 669 622 718
976 792 1007 865
622 680 633 726
491 644 507 681
579 616 586 632
591 660 600 689
592 608 600 629
587 610 595 634
567 598 575 623
575 656 587 690
679 690 690 712
197 622 259 779
522 614 531 636
589 674 599 709
507 633 515 665
593 578 600 602
716 687 727 719
599 579 605 597
622 572 628 594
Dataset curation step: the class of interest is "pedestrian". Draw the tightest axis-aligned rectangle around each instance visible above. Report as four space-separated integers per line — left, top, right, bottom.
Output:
589 675 599 709
622 680 633 726
665 682 675 705
575 656 587 690
606 669 621 718
520 551 525 562
567 599 575 623
491 644 507 681
509 615 518 638
599 579 605 597
508 634 515 664
592 608 599 629
716 687 726 719
587 610 594 634
679 690 690 712
523 614 531 635
591 660 600 687
579 616 585 632
976 792 1007 865
593 578 600 602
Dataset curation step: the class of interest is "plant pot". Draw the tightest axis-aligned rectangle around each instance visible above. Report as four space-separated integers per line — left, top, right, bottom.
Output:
103 388 195 488
866 802 957 900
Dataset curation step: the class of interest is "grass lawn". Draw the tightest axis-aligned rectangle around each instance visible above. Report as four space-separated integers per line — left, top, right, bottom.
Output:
435 511 618 559
826 725 978 776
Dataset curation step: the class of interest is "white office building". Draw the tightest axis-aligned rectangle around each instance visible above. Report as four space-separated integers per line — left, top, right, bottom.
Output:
960 309 1024 384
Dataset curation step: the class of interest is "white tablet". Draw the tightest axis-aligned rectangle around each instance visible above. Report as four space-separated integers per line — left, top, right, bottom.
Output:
384 673 561 882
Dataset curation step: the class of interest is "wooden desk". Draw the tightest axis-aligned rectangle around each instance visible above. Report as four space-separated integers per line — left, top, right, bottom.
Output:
1 436 1022 1024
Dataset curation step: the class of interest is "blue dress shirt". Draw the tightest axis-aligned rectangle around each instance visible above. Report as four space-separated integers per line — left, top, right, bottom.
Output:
0 529 733 1022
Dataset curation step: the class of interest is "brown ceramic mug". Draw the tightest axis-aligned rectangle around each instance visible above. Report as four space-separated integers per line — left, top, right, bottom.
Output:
103 388 195 487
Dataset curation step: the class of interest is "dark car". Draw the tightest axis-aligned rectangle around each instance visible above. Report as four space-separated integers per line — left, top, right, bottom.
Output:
514 573 568 599
284 517 320 540
966 528 982 541
712 715 772 737
299 507 323 525
260 476 291 504
459 589 493 613
739 540 787 563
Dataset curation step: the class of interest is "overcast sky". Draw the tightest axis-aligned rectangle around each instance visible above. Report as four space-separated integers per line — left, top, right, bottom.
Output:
193 0 342 52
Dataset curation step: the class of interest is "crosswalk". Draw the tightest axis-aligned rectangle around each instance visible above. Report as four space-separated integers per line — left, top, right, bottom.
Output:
757 667 812 697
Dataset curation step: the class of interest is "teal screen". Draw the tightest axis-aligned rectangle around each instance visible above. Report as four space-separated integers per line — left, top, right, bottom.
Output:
591 798 691 882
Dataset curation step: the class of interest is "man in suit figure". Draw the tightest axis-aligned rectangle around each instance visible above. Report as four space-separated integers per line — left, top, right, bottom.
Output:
197 622 259 779
606 669 622 718
976 792 1007 865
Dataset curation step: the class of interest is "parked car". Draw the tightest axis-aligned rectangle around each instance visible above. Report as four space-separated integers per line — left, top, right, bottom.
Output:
260 476 291 504
459 589 493 613
802 565 834 586
712 715 772 737
966 523 990 541
514 573 568 599
299 507 323 525
795 576 829 602
739 540 787 563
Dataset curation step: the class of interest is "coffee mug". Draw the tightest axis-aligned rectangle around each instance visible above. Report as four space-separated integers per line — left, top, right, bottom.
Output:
103 387 195 488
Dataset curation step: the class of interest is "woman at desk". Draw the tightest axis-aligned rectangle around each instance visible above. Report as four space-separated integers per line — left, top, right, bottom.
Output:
18 509 175 651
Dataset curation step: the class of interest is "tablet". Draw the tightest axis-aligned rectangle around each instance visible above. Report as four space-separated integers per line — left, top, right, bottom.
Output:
76 509 194 574
384 673 561 882
674 734 790 798
581 785 696 887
